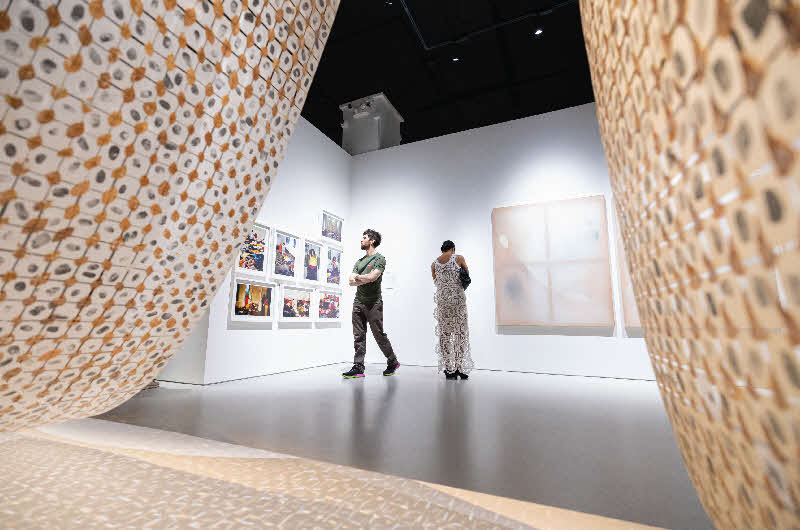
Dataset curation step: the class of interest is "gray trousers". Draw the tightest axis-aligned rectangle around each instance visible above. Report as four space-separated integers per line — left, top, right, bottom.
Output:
352 301 396 368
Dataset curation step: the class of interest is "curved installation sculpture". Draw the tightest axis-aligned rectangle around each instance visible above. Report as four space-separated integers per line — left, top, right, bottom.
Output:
0 0 339 431
581 0 799 527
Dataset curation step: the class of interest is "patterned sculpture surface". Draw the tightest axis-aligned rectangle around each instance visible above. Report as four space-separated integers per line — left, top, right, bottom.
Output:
0 0 339 431
581 0 799 527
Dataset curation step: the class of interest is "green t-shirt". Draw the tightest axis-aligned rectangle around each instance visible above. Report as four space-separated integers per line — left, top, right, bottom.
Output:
352 253 386 304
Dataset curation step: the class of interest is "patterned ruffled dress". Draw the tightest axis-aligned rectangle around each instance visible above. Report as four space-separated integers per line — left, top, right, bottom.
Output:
433 255 474 374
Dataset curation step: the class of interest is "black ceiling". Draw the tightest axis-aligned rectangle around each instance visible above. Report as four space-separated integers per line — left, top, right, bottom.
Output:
300 0 595 147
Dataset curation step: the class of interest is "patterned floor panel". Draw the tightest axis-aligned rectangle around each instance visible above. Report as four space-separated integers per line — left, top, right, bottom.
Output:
0 419 661 529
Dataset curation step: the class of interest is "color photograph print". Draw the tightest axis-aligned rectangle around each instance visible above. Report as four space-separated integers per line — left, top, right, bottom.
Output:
304 241 322 282
274 232 299 279
322 211 343 243
327 248 342 285
237 225 268 274
491 196 613 328
318 292 341 319
282 288 311 319
233 282 273 319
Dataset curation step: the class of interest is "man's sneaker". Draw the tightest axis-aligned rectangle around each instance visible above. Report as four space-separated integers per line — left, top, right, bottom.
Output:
383 359 400 376
342 365 365 378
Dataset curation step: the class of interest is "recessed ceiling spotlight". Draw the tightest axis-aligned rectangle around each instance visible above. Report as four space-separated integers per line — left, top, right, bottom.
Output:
452 57 460 62
534 28 543 35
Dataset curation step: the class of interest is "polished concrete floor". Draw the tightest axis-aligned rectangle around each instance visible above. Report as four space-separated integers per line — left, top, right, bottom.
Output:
98 364 713 529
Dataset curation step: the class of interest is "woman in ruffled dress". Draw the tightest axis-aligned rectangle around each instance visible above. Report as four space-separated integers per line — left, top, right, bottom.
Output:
431 240 474 380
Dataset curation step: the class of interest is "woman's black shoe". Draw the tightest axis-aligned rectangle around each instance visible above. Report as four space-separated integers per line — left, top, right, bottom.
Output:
444 371 457 380
455 370 469 380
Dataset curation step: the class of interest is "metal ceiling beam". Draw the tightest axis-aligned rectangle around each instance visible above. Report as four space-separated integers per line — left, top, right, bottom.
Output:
397 0 578 52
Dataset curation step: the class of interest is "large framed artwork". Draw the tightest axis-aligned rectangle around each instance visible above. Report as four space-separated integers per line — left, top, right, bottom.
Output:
303 240 322 283
491 195 614 328
280 286 312 321
237 224 269 276
273 231 300 280
321 210 343 244
231 279 275 322
326 247 342 286
318 291 341 320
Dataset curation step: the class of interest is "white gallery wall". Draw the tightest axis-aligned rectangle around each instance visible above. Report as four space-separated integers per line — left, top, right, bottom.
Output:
163 103 654 383
158 310 210 384
349 103 654 380
163 117 353 384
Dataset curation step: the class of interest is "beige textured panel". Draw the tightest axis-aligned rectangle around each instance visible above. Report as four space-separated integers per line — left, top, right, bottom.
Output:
0 0 339 431
580 1 800 528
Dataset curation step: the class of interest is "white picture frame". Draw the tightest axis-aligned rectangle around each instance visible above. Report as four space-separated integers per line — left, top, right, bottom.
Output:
236 223 270 278
316 289 342 321
302 238 324 284
324 245 343 287
230 276 277 322
272 229 302 281
321 210 343 246
279 285 314 321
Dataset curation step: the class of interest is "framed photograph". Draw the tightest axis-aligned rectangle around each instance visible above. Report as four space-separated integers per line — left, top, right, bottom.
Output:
326 247 342 286
317 291 341 320
231 279 275 321
303 239 322 283
280 286 312 321
321 210 343 244
273 230 300 280
237 224 269 275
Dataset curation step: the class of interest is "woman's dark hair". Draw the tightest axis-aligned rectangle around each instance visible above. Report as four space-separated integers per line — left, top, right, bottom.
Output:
363 229 382 248
441 240 455 253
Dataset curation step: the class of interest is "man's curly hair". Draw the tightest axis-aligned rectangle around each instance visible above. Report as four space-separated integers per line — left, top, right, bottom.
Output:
363 229 382 248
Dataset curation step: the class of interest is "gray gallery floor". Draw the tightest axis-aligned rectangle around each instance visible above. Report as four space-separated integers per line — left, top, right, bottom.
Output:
98 364 713 529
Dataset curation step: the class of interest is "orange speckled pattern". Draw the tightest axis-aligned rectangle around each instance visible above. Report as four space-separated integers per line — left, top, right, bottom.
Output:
580 0 800 528
0 0 338 431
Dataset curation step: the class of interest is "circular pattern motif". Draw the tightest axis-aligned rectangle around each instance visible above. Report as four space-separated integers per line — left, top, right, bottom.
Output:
581 1 800 527
0 0 339 431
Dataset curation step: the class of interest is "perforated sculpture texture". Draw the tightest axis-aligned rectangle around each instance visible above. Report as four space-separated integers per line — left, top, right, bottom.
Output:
580 0 799 527
0 0 339 431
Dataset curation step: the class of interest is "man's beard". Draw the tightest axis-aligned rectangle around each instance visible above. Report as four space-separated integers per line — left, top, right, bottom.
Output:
360 242 368 250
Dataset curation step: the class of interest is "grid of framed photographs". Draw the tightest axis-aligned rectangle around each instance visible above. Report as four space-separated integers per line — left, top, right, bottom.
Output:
230 280 342 323
231 218 343 324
